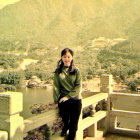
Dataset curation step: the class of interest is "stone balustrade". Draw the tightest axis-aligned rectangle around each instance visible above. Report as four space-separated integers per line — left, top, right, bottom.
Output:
0 75 140 140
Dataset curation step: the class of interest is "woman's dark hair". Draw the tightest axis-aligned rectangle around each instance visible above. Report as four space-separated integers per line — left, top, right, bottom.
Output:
54 48 76 74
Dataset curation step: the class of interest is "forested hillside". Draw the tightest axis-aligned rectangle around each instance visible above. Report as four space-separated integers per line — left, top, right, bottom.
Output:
0 0 140 92
0 0 140 46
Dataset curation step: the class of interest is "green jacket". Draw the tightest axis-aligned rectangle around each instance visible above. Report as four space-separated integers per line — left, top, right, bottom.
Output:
53 66 82 104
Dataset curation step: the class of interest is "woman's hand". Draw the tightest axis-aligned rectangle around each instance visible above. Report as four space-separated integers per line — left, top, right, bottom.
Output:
59 97 68 103
54 104 58 109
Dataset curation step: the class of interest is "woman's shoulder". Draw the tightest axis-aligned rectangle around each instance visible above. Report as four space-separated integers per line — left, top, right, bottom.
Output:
54 68 61 74
74 66 80 71
74 66 79 71
74 66 81 74
53 69 60 77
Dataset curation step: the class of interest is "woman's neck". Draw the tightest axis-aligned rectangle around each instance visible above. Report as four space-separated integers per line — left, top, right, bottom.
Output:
64 65 70 68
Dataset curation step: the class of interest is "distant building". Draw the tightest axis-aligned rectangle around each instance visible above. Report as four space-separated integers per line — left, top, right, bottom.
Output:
110 38 127 46
89 37 127 48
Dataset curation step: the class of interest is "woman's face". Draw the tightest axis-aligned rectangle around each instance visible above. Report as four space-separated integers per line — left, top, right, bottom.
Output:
62 52 73 66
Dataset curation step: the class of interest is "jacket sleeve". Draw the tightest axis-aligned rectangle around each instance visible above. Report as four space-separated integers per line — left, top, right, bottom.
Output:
66 69 82 98
53 73 60 104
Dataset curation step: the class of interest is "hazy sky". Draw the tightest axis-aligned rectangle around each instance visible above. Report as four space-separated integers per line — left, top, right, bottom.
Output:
0 0 20 9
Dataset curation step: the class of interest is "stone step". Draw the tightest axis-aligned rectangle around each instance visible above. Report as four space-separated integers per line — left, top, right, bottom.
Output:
84 137 104 140
51 128 105 140
84 130 104 140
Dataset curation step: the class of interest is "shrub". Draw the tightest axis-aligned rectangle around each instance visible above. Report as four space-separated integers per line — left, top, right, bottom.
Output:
0 84 16 91
127 81 137 91
0 71 22 85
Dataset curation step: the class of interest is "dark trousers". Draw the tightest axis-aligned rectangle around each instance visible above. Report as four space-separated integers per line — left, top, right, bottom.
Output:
58 98 82 140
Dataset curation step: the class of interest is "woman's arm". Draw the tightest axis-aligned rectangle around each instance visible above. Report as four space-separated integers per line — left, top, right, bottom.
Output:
53 73 60 104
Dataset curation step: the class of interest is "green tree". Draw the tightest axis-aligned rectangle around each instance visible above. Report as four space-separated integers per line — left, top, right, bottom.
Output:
0 71 22 85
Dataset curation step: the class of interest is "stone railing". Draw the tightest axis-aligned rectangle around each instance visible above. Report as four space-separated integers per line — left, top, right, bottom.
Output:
76 75 112 140
0 91 58 140
109 93 140 138
0 75 140 140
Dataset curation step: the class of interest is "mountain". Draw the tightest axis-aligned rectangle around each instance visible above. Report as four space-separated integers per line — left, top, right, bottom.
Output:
0 0 140 47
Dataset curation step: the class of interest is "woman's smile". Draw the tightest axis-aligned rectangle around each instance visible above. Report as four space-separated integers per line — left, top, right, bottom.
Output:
62 52 73 66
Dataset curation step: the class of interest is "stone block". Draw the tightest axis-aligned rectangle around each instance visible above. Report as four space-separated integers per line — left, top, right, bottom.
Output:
0 110 24 140
0 92 23 115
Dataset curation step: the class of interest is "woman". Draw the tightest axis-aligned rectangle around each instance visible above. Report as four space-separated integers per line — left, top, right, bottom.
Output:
53 48 82 140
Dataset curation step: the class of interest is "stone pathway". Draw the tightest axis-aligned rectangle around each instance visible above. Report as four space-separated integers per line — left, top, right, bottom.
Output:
104 134 139 140
51 133 139 140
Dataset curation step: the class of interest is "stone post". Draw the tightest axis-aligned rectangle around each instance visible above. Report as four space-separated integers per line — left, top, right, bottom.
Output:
100 74 113 94
88 123 97 137
0 131 8 140
87 103 98 138
109 115 117 133
0 92 24 140
100 75 113 134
